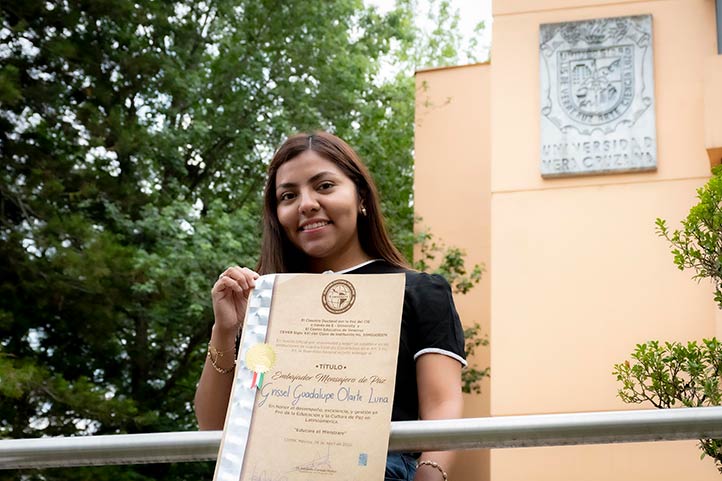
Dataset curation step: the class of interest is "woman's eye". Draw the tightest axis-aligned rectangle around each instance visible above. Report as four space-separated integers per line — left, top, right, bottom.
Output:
279 192 296 202
318 182 334 191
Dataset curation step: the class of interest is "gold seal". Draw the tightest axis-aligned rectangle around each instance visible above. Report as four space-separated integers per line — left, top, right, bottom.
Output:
244 343 276 373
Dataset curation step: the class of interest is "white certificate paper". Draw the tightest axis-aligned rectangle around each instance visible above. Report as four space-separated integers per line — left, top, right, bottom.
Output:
213 273 406 481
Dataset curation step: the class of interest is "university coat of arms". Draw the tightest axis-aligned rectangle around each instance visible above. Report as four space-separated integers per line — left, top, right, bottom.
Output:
539 15 657 177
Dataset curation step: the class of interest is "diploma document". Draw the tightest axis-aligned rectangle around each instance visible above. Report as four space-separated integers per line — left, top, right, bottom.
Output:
214 273 406 481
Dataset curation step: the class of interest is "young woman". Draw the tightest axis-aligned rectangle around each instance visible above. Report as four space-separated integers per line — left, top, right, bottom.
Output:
195 132 466 481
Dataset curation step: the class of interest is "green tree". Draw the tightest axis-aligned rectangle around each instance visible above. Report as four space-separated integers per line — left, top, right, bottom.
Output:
613 339 722 471
655 165 722 308
615 167 722 472
0 1 419 479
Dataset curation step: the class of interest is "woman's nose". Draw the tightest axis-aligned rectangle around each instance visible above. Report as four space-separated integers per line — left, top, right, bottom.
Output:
298 190 320 214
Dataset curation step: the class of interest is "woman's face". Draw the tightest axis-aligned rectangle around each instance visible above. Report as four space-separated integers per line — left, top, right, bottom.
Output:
275 150 368 271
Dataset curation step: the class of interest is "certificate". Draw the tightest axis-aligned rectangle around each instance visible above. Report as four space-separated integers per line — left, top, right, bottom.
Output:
214 273 406 481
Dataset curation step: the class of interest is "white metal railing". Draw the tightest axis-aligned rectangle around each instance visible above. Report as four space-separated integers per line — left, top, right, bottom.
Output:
2 406 722 469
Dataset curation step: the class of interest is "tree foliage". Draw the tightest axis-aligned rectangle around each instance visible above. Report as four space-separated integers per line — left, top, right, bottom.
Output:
655 165 722 308
0 0 484 478
395 0 486 69
613 339 722 471
0 0 417 478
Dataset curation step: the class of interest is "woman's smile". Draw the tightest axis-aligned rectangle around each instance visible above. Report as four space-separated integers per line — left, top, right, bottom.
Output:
299 219 332 232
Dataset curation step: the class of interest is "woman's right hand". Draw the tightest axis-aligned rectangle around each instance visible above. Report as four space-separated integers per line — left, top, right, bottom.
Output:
211 266 260 337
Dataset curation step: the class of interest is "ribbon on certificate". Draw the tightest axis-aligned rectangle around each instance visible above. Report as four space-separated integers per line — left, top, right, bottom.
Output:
214 274 276 481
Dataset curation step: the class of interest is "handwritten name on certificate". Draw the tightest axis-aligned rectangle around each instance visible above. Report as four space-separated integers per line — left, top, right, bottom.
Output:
214 273 406 481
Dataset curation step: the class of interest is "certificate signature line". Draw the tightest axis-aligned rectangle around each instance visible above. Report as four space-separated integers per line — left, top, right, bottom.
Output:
248 445 335 480
293 445 334 472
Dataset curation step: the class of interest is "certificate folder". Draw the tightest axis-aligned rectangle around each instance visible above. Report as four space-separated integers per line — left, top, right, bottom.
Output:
213 273 405 481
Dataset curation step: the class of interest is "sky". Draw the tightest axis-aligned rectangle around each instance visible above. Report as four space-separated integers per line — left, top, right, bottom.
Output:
366 0 493 63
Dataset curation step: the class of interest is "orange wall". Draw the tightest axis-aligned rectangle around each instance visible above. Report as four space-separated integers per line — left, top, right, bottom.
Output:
414 0 721 480
494 0 658 16
491 0 718 479
704 55 722 165
415 63 492 481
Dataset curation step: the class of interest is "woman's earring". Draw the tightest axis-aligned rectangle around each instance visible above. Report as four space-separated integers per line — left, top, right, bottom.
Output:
361 206 367 216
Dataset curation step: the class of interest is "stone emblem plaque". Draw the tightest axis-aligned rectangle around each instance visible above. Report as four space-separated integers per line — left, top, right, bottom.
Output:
540 15 657 177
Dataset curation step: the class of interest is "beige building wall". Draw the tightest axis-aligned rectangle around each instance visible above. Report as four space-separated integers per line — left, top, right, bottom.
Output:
415 63 492 481
415 0 721 480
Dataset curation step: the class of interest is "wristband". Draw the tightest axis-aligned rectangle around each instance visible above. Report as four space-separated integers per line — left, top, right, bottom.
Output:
416 460 448 481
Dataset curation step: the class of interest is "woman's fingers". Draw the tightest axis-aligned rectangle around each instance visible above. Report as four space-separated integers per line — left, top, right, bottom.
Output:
220 266 259 291
215 276 243 293
214 266 259 297
212 268 257 331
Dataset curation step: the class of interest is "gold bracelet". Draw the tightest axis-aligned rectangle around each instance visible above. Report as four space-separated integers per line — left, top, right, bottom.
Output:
207 342 236 374
416 460 448 481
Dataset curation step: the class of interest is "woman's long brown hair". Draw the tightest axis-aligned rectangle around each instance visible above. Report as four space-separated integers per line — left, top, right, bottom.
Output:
256 132 408 274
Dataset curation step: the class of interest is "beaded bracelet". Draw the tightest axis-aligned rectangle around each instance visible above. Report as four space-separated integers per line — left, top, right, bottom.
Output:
207 342 236 374
416 460 448 481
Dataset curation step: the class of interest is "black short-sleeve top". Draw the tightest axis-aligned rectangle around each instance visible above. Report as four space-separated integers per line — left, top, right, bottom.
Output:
340 260 467 422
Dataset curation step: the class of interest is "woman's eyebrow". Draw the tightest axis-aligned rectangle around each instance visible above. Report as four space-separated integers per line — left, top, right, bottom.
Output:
276 171 337 190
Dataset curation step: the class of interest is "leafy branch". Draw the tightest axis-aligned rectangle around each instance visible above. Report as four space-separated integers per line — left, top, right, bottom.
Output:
414 227 488 394
613 339 722 471
655 165 722 308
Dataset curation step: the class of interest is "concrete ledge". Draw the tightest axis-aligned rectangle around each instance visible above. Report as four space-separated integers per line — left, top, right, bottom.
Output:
704 55 722 167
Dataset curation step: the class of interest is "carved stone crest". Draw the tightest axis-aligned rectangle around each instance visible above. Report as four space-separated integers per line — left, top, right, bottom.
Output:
540 15 657 177
558 45 634 125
